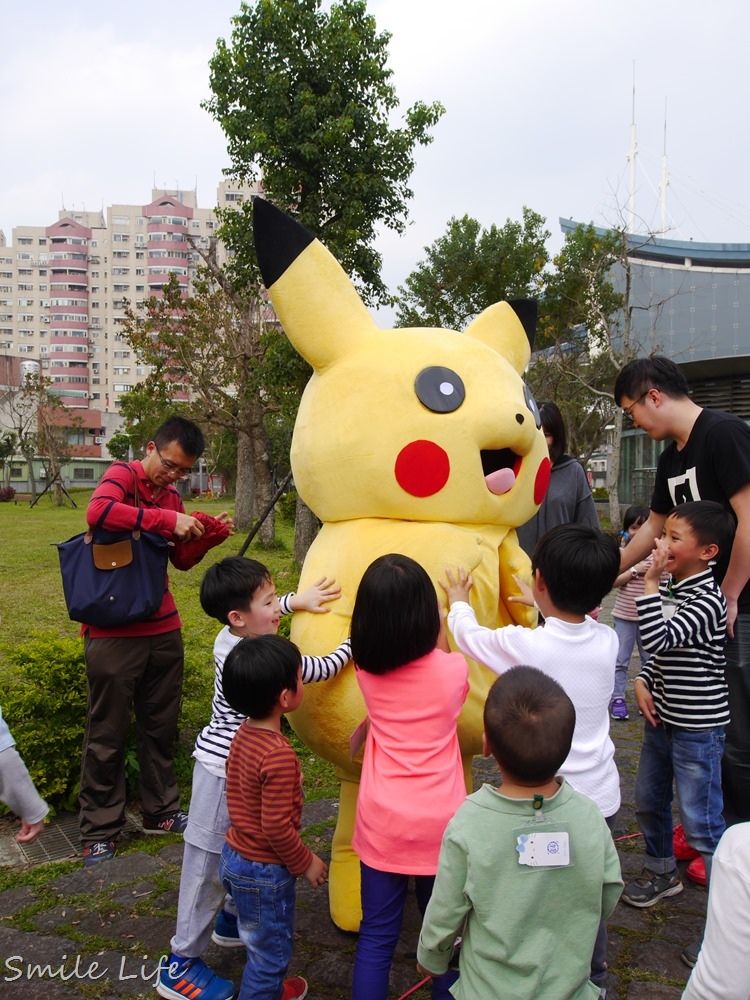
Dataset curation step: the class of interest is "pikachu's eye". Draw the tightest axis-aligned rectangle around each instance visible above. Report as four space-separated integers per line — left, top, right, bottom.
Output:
524 385 541 428
415 367 465 413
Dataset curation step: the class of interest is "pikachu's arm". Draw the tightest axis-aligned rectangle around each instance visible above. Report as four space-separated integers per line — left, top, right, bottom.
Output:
499 531 538 628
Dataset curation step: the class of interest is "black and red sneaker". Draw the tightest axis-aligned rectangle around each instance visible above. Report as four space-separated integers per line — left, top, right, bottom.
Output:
142 811 189 835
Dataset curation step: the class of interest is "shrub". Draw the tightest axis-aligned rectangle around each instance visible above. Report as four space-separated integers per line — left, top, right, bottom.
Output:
1 635 216 812
277 490 298 524
592 487 609 500
2 636 88 810
0 486 15 502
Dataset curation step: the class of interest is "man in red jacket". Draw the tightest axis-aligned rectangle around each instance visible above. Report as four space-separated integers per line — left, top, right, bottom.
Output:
79 416 234 867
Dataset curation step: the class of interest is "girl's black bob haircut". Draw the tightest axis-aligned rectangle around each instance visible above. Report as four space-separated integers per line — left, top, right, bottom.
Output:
351 553 440 675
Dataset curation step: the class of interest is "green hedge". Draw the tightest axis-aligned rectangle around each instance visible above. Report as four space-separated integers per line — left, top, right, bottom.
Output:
2 635 214 813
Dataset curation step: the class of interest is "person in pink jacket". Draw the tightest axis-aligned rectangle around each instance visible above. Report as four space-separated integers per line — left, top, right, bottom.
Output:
350 554 468 1000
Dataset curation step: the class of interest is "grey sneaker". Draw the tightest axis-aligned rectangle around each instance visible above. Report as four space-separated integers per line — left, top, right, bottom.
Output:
681 940 701 968
622 868 683 908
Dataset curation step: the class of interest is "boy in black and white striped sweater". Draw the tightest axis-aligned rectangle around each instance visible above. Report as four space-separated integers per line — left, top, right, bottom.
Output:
623 501 735 913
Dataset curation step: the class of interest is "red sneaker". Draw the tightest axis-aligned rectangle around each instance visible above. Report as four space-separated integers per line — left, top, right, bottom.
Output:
686 856 707 886
280 978 308 1000
673 824 700 861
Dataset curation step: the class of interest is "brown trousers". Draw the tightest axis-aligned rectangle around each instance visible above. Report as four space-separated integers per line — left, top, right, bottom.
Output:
79 630 184 845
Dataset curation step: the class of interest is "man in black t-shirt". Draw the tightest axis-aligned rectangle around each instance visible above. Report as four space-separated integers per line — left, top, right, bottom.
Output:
615 356 750 828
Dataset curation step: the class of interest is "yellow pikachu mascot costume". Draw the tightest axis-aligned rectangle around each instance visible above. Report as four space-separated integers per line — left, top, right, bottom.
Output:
253 199 550 931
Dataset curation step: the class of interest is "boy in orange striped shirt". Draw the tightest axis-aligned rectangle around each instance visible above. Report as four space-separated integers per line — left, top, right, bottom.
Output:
219 634 328 1000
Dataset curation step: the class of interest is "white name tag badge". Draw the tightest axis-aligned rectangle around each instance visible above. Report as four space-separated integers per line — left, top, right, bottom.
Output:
516 831 571 867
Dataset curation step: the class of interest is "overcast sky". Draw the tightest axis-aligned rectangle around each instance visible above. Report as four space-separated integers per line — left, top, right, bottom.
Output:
3 0 750 316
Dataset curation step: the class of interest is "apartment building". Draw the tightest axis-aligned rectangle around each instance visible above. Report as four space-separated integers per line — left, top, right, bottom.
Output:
0 178 258 455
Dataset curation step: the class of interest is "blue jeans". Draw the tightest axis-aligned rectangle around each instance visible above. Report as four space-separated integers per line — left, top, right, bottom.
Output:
635 722 725 879
612 617 649 700
219 844 296 1000
352 863 459 1000
723 613 750 824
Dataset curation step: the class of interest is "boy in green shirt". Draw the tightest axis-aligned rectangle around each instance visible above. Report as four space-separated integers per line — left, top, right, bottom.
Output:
417 667 623 999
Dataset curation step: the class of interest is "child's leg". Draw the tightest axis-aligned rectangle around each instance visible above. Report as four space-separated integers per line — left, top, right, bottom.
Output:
634 722 676 870
171 761 232 958
613 617 637 700
590 812 618 987
219 844 296 1000
672 725 726 884
414 875 460 1000
352 863 409 1000
171 841 227 957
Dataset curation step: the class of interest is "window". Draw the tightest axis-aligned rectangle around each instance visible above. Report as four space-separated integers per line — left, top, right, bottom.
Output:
113 350 130 358
18 237 33 246
113 366 130 375
18 283 34 291
112 215 130 225
225 192 243 202
112 267 130 275
113 233 130 243
90 392 101 400
18 345 34 353
113 383 130 392
39 238 46 246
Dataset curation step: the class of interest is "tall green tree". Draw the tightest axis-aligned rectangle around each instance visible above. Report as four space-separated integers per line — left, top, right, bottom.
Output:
204 0 444 561
395 209 551 329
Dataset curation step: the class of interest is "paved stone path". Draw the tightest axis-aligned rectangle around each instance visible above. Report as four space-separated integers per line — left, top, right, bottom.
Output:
0 629 704 997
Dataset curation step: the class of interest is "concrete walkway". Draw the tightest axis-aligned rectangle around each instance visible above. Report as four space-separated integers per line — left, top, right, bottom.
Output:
0 667 704 998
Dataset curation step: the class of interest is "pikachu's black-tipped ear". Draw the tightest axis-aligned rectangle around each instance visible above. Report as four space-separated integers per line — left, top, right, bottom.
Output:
252 198 315 288
507 299 538 351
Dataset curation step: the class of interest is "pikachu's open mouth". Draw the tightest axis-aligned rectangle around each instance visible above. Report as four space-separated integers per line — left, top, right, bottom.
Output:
481 448 521 496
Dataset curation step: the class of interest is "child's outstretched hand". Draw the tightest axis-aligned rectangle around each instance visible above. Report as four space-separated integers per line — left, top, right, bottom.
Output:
303 852 329 888
508 574 535 608
291 577 342 614
16 818 45 845
439 567 473 606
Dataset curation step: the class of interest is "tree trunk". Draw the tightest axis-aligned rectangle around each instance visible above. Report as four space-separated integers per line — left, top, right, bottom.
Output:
234 430 256 532
608 409 623 529
20 444 36 500
294 496 320 568
251 417 275 548
234 402 276 546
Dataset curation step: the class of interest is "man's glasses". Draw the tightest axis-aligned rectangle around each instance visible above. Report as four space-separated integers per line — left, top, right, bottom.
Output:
154 444 193 480
622 390 650 419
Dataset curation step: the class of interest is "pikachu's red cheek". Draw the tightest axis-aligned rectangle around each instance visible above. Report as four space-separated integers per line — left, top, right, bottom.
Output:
534 457 552 505
395 441 450 498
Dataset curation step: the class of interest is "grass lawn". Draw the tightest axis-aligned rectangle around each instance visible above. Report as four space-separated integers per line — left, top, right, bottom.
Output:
0 491 339 807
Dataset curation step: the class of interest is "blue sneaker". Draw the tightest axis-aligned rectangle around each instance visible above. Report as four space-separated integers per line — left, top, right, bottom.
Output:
82 840 116 867
211 909 244 948
156 955 234 1000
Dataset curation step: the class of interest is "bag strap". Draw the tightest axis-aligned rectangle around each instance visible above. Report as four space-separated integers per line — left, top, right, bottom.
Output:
92 462 143 532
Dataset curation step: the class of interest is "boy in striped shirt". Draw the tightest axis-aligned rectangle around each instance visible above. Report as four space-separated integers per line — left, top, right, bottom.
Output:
623 501 735 909
158 557 350 1000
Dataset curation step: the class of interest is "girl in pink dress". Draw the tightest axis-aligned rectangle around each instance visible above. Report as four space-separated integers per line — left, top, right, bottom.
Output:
350 553 469 1000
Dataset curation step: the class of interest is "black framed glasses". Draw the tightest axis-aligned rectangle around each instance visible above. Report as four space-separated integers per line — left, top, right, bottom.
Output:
622 390 650 419
154 444 193 480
